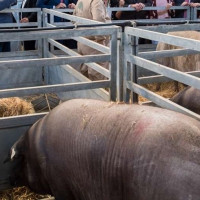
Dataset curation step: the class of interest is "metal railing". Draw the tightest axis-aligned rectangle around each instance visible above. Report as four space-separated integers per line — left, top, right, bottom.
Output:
1 8 200 193
109 6 191 20
0 8 41 28
42 8 119 101
124 25 200 120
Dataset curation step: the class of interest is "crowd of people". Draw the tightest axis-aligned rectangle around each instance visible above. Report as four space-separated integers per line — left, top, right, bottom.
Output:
0 0 200 79
1 0 200 52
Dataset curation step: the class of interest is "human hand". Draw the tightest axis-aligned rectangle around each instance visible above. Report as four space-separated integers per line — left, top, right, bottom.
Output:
166 2 172 10
130 3 144 11
138 3 145 9
56 3 66 8
20 17 29 23
119 0 125 7
68 3 75 8
181 1 189 6
190 2 200 7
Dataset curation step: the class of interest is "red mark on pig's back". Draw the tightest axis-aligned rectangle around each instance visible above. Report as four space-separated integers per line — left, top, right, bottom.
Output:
134 117 152 136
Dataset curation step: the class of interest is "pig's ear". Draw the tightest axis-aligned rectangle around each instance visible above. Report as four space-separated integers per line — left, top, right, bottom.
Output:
4 134 26 163
3 147 18 163
10 147 17 160
3 145 23 164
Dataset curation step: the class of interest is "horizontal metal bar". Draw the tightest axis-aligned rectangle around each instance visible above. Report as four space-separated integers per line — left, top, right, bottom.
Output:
128 55 200 89
0 22 39 28
126 27 200 52
108 6 189 12
139 24 200 33
0 27 115 41
0 81 110 98
47 21 110 54
138 71 200 84
135 19 187 26
0 50 38 58
48 22 73 27
0 56 38 61
74 37 110 54
138 75 172 84
0 113 47 129
126 81 200 121
2 8 41 13
139 49 200 59
43 8 102 24
0 54 110 70
53 8 73 13
61 64 109 100
48 39 110 78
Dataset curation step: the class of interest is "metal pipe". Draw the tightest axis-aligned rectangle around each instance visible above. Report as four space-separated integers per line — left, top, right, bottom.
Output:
0 21 132 33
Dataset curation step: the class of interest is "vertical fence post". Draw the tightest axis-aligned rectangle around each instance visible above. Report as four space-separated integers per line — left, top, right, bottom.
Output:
42 9 49 85
110 28 118 102
131 35 139 103
187 6 191 20
117 28 124 102
123 28 131 103
50 13 54 53
37 9 43 58
193 7 197 20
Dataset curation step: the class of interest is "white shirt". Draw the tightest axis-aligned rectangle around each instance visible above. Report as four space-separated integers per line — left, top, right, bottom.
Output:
21 0 28 8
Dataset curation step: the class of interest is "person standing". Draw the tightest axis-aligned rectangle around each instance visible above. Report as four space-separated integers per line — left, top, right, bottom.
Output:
151 0 173 19
73 0 110 81
36 0 77 48
119 0 152 20
20 0 37 50
115 0 125 19
36 0 77 16
173 0 189 18
174 0 200 18
0 0 17 52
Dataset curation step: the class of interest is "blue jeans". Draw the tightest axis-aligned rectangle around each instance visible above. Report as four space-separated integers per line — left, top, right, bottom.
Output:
0 42 10 52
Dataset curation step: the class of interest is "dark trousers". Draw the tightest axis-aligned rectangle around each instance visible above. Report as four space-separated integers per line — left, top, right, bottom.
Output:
0 42 10 52
24 41 36 50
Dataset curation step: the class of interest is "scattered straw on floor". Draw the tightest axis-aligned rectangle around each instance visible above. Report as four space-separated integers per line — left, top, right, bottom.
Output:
0 94 60 117
0 187 52 200
0 97 35 117
139 81 186 103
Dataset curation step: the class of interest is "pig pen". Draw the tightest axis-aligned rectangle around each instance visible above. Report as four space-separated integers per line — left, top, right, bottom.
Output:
0 8 118 199
123 22 200 120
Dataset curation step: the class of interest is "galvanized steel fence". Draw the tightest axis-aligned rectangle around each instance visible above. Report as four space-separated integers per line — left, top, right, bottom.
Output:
0 7 200 192
123 24 200 120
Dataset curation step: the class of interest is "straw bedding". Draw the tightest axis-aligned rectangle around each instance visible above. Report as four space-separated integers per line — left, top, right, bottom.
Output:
139 81 186 103
0 97 35 117
0 187 51 200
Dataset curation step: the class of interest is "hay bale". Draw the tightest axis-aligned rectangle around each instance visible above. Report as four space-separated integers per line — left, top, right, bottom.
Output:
139 81 186 103
0 97 35 117
0 186 52 200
